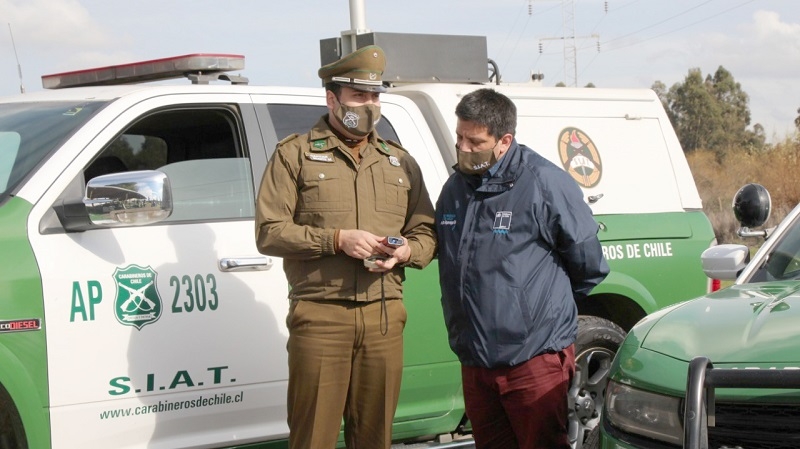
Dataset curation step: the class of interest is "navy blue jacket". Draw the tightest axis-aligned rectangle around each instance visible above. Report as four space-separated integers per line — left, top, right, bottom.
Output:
436 140 609 368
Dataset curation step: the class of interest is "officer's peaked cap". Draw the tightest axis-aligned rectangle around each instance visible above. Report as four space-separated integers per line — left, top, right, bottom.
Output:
318 45 387 93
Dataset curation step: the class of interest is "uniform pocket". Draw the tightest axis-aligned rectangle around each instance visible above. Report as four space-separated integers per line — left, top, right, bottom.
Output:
374 167 410 216
286 299 305 330
298 165 350 211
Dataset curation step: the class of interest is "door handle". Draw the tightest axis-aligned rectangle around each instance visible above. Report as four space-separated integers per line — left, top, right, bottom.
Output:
218 256 273 272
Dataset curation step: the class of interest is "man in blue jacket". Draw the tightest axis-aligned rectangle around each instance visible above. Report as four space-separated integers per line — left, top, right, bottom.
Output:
436 88 609 449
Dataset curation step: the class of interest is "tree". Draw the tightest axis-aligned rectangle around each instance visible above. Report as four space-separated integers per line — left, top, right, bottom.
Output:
667 68 720 153
104 136 135 167
795 107 800 131
655 66 764 155
133 136 167 170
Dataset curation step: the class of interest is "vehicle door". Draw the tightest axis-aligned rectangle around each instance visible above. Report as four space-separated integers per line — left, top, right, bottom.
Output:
27 93 290 449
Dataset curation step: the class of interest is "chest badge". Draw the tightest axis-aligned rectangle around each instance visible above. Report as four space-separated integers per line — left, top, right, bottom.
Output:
113 265 163 330
388 155 400 166
305 152 334 163
440 213 457 228
493 211 512 234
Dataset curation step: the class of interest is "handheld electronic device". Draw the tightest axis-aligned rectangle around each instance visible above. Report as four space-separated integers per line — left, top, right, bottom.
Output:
386 236 404 247
364 255 388 269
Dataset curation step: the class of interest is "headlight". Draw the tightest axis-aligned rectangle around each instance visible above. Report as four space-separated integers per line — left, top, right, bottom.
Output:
605 380 683 445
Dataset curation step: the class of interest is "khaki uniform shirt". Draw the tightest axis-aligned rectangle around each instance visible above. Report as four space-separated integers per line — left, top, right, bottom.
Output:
255 116 436 302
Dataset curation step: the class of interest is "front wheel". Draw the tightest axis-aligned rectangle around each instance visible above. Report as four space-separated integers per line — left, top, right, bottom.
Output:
568 315 626 449
0 385 27 449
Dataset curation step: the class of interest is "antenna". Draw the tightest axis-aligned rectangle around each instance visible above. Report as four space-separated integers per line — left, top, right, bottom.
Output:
8 23 25 93
342 0 370 55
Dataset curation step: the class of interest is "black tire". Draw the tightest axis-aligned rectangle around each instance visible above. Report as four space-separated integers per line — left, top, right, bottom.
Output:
583 424 601 449
568 315 626 449
0 385 27 449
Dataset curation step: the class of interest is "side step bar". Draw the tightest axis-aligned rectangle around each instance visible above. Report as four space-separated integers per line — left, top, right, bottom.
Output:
391 437 474 448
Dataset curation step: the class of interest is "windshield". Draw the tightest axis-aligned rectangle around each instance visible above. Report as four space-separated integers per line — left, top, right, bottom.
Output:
0 101 107 201
747 213 800 282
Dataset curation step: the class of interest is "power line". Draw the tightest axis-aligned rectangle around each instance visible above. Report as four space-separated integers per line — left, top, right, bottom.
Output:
576 0 757 82
499 1 535 78
534 0 602 86
600 0 757 52
602 0 715 47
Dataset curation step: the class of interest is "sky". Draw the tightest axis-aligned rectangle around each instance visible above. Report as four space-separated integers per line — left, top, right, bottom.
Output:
1 0 798 141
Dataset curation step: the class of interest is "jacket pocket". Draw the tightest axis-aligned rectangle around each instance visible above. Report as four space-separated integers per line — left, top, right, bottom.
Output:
495 286 533 344
298 165 350 212
374 167 410 217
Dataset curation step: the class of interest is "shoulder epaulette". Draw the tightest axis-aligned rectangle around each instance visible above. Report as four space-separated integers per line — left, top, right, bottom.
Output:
277 133 300 147
384 138 409 154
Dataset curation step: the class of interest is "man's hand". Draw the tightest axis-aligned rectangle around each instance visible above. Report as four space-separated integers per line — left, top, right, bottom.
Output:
338 229 383 259
370 237 410 272
338 230 411 272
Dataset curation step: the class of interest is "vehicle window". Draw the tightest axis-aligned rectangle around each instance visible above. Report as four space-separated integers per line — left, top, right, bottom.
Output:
0 101 107 202
748 215 800 282
86 107 254 222
266 104 401 144
0 132 21 192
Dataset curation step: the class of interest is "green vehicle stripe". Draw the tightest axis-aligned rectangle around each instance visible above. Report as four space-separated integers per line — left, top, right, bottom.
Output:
594 211 715 314
0 197 50 449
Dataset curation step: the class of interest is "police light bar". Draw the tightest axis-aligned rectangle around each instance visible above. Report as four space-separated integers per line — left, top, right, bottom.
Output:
41 53 246 89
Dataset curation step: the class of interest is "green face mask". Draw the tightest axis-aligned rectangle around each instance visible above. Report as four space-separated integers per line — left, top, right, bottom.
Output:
333 102 381 138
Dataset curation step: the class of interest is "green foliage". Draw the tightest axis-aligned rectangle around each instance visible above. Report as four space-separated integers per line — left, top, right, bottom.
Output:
102 135 167 171
132 136 168 170
104 137 135 167
653 66 765 156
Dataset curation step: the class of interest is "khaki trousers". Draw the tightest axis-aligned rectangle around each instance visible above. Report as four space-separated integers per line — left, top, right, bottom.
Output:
286 299 406 449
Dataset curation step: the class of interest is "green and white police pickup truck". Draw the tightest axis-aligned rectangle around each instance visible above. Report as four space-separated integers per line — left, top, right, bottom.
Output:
0 33 715 449
599 183 800 449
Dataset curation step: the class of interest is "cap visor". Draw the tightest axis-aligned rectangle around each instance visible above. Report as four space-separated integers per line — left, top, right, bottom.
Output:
338 82 387 93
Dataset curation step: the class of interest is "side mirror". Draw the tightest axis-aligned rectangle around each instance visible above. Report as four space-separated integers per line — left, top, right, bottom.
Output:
732 183 771 237
701 244 750 280
84 170 172 227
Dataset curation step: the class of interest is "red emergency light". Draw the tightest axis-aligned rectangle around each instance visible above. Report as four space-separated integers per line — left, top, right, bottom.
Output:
41 53 246 89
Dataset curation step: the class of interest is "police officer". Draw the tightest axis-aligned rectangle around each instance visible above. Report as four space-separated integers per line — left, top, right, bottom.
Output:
255 45 436 449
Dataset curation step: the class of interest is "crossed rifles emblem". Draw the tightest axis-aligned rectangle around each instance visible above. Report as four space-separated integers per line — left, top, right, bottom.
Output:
119 281 156 313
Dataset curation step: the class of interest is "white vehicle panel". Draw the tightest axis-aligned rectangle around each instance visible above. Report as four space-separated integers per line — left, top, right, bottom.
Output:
26 92 292 448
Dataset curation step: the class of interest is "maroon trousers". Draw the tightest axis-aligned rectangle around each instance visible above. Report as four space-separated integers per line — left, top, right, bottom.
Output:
462 344 576 449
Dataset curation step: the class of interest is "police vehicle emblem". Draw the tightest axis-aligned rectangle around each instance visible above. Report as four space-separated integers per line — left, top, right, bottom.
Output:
113 265 162 330
557 127 602 188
